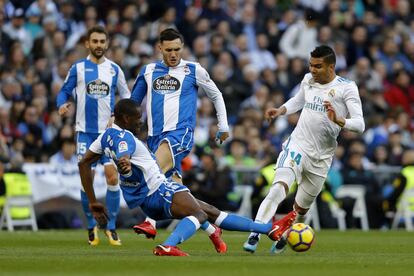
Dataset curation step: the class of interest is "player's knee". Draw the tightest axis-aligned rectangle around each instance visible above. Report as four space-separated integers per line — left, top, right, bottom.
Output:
106 173 118 186
202 203 220 222
273 167 295 191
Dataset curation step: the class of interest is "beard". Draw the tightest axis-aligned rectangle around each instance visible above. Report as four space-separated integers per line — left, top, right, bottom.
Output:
91 48 105 59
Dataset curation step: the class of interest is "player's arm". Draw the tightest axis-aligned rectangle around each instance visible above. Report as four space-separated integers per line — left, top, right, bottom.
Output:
116 67 131 99
195 64 230 143
57 64 77 116
130 65 148 104
78 150 101 204
266 81 305 121
324 83 365 133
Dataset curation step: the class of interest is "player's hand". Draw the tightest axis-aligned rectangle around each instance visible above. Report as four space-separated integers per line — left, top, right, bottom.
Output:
323 101 345 127
264 107 284 122
106 116 115 129
58 103 71 116
117 155 132 175
215 131 229 145
89 202 109 228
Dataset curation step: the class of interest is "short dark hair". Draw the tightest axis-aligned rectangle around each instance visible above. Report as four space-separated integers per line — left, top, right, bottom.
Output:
87 25 108 40
310 45 336 65
159 28 184 43
114 99 141 119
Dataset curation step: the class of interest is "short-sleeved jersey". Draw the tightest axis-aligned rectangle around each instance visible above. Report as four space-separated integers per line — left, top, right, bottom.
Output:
89 124 166 207
130 59 228 136
57 56 130 134
282 73 364 160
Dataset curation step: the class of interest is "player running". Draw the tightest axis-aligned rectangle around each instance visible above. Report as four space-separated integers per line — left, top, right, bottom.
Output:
78 99 295 256
130 28 229 252
57 26 130 246
243 45 365 254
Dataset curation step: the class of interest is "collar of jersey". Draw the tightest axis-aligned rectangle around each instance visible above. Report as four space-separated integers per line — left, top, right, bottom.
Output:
111 123 123 131
159 59 185 68
86 55 107 64
309 75 339 89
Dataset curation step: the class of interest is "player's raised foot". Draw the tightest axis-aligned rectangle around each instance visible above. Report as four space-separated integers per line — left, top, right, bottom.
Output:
88 226 99 246
153 245 189 256
243 233 259 253
209 225 227 253
105 229 122 246
268 211 297 241
133 221 157 239
270 236 287 254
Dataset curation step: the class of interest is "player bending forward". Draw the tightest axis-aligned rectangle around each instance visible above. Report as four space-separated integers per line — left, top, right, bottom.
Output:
243 45 365 254
79 99 296 256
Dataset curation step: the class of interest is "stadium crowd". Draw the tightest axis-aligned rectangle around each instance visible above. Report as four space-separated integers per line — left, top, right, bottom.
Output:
1 0 414 229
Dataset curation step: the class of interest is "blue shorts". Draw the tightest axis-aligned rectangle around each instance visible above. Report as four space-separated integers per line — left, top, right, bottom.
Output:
147 128 194 178
140 180 189 220
76 132 110 168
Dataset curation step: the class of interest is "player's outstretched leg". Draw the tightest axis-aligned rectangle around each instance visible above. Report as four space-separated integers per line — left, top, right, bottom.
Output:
153 216 201 256
244 169 294 253
198 200 297 242
154 191 208 256
81 189 99 245
104 165 121 246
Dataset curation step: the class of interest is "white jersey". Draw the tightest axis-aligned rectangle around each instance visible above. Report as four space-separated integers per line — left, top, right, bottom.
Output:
282 73 365 160
57 56 130 134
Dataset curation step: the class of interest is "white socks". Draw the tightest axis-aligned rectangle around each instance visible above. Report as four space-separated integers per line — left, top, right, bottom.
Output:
254 183 287 224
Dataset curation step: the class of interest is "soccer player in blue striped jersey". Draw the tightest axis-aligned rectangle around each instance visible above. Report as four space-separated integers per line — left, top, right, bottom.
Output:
79 99 293 256
57 26 130 246
130 28 230 253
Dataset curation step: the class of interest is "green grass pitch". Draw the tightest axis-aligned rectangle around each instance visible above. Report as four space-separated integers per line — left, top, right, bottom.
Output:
1 230 414 276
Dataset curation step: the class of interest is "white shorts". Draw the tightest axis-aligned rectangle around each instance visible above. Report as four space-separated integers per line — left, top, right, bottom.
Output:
274 138 333 209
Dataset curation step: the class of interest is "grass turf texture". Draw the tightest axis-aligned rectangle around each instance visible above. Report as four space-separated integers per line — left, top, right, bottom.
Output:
1 230 414 276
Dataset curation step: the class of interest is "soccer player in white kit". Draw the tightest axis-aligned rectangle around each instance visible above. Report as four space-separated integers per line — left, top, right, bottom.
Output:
243 45 365 253
57 26 130 246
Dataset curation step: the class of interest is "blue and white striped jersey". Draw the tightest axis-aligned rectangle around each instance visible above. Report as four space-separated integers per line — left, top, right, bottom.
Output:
90 124 166 207
57 56 130 134
130 59 229 136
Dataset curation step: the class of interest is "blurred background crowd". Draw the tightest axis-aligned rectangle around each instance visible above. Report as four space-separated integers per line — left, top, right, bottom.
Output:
1 0 414 229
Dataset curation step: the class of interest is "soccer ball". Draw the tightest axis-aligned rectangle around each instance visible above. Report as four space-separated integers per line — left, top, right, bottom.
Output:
286 223 315 252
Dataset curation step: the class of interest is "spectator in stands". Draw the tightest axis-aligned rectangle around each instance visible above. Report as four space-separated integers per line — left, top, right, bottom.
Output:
384 69 414 116
186 151 237 212
2 8 32 55
342 152 385 228
383 150 414 214
279 9 319 60
50 138 77 165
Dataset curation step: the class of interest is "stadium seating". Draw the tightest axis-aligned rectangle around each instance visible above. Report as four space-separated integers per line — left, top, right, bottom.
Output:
0 173 38 231
335 185 369 231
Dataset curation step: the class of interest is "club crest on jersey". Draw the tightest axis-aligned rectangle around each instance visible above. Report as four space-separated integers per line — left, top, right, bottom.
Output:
86 79 110 99
328 89 335 97
183 66 191 75
153 75 181 94
118 141 128 153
